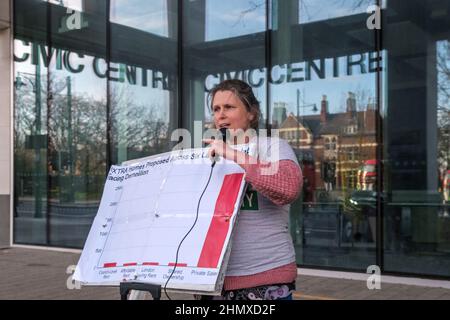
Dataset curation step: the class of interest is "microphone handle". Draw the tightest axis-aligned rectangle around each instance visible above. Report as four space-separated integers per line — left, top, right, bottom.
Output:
211 128 228 167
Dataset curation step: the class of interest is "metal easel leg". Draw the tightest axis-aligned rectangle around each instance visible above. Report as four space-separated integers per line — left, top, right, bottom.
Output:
120 282 162 300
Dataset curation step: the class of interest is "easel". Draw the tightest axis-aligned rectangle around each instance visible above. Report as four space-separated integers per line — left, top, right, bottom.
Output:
118 158 163 301
113 152 244 300
120 282 162 300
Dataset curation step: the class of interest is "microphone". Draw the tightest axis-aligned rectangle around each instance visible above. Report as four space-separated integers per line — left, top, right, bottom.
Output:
211 128 228 167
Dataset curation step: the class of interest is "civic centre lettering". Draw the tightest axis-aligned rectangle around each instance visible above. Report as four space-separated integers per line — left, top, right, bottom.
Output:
14 40 382 92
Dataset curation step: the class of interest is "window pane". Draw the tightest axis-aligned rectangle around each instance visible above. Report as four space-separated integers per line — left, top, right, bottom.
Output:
14 0 50 245
298 0 377 24
205 0 266 41
110 0 172 37
272 0 378 270
109 0 178 164
46 0 82 11
183 0 267 136
383 0 450 277
50 0 108 247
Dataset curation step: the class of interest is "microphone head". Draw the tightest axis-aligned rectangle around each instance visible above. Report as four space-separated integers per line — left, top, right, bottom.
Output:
219 127 228 142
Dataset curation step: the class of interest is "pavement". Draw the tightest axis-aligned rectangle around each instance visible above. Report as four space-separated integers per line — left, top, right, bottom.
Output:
1 247 450 300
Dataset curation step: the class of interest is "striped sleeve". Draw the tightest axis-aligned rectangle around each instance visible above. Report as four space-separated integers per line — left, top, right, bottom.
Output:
240 159 303 206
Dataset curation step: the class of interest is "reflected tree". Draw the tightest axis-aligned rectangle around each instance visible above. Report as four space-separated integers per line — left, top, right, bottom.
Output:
232 1 265 27
331 0 374 11
437 40 450 177
109 86 169 162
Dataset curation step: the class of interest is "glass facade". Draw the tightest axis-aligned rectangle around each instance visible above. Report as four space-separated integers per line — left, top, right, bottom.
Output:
12 0 450 278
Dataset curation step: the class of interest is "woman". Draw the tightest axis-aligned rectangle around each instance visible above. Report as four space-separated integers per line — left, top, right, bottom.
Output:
202 79 303 300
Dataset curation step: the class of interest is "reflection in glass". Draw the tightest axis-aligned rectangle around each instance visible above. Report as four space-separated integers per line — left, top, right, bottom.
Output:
14 0 52 246
383 0 450 277
46 0 83 11
437 40 450 206
182 0 267 134
110 0 171 36
47 53 107 247
14 0 109 247
14 42 49 245
271 0 378 270
109 79 174 165
109 1 178 164
13 0 450 280
206 0 266 41
298 0 377 24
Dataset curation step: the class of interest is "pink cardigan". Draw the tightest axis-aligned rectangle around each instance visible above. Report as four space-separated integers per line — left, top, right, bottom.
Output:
223 160 302 291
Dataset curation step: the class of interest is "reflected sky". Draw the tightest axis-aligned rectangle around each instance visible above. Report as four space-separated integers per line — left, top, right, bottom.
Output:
110 0 171 37
46 0 83 11
206 0 266 41
30 0 381 125
298 0 384 24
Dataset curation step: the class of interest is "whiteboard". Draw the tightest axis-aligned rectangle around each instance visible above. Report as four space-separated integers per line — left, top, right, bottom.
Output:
73 146 250 294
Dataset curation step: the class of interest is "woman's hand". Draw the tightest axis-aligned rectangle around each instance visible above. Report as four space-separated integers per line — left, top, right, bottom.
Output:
202 139 257 167
202 139 235 162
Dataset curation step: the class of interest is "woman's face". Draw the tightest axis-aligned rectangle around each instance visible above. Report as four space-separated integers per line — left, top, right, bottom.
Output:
212 90 255 131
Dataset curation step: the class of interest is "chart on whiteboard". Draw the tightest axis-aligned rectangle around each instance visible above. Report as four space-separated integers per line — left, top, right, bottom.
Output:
73 147 249 293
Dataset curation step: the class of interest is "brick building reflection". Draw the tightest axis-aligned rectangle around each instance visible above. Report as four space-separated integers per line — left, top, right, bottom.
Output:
277 92 378 202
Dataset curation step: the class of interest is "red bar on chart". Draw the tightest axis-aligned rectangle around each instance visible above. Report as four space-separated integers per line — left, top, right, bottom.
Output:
103 263 117 268
142 262 159 266
168 263 188 267
197 173 244 269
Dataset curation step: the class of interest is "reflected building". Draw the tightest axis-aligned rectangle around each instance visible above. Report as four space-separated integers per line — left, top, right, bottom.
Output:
279 93 377 199
272 102 288 128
